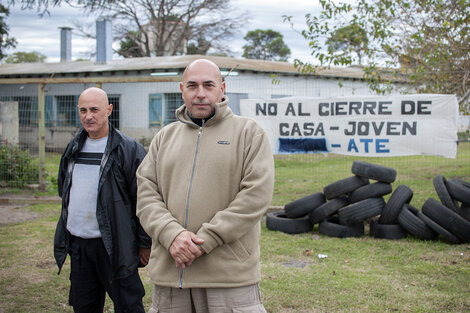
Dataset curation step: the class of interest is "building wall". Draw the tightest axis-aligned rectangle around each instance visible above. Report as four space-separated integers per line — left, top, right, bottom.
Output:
224 73 377 99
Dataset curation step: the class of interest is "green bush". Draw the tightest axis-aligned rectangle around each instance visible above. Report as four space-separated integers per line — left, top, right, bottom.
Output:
0 142 39 188
139 136 153 147
458 130 470 141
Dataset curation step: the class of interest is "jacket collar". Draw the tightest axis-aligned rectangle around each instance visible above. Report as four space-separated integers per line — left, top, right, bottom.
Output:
176 96 232 128
69 123 120 157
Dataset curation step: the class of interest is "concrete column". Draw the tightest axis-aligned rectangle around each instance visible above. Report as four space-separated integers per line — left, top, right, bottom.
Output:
96 19 112 63
0 101 19 144
60 27 73 62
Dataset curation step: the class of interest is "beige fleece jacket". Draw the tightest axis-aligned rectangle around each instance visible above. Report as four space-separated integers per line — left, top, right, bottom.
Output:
136 97 274 288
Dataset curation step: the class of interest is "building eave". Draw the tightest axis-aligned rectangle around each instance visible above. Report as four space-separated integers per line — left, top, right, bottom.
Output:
0 55 389 82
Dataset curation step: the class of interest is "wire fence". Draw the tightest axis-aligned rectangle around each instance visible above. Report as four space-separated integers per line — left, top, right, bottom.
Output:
0 76 469 189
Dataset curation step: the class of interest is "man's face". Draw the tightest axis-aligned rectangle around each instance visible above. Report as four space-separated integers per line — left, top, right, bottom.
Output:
77 90 112 139
180 60 225 119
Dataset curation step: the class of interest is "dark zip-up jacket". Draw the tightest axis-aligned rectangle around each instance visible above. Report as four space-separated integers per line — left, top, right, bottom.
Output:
54 124 151 279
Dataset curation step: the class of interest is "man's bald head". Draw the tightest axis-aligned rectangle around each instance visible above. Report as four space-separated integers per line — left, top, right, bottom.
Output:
183 59 223 84
79 87 108 104
180 59 226 119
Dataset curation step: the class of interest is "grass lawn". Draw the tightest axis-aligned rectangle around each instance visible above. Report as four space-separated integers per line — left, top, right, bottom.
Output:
0 143 469 312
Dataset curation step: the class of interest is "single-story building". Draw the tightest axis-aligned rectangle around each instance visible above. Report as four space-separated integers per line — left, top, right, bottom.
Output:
0 55 403 150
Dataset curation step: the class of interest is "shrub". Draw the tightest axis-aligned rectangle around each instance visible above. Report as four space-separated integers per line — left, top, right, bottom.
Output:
0 142 39 188
138 136 153 147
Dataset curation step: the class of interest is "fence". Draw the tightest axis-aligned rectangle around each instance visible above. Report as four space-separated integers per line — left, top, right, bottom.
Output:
0 75 469 191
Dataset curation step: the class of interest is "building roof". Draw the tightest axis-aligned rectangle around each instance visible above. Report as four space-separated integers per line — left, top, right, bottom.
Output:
0 55 367 80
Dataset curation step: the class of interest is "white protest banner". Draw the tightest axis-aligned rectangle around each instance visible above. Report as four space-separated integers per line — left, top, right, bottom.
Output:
240 94 458 158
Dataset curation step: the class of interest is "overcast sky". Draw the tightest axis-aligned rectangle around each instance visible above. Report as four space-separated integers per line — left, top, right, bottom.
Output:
6 0 322 63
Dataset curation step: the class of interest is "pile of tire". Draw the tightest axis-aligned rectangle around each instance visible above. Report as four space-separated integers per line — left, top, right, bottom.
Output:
266 161 470 244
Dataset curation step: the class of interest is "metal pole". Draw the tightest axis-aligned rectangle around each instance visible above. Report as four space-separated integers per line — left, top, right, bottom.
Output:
38 84 47 191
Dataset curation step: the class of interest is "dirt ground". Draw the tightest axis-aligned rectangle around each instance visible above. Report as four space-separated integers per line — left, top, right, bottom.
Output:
0 194 60 226
0 203 39 226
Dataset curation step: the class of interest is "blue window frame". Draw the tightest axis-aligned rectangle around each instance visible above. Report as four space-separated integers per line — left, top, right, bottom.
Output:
149 93 183 127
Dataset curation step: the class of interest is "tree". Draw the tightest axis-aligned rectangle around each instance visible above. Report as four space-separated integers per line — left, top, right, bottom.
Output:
83 0 247 57
118 31 144 58
242 29 291 61
286 0 470 112
326 23 368 65
5 0 108 15
5 51 47 63
0 4 17 61
187 37 211 55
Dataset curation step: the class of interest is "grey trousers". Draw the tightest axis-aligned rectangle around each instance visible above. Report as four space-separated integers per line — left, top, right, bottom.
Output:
148 283 267 313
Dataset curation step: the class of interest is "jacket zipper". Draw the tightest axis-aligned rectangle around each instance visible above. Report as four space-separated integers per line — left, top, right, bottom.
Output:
179 120 204 288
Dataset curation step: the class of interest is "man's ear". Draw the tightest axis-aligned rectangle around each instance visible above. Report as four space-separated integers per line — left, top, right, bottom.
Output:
107 103 113 116
221 81 226 97
180 82 185 100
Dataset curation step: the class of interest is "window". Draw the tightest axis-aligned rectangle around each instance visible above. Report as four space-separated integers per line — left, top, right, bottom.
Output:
149 94 163 128
56 95 79 127
108 95 120 129
149 93 184 127
164 93 183 125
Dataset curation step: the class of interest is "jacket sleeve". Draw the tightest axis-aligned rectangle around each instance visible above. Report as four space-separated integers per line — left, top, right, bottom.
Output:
129 141 153 249
136 133 186 251
196 123 275 254
57 144 71 198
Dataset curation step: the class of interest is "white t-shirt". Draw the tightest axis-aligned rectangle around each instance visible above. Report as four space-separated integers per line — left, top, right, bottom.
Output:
66 136 108 238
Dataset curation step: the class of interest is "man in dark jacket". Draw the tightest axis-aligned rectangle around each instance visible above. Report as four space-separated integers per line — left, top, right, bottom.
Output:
54 87 151 313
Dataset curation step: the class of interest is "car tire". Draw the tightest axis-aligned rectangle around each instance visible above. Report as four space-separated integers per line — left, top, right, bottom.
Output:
348 182 392 203
284 192 326 218
351 160 397 183
369 219 408 240
338 197 385 225
446 179 470 206
416 211 460 244
378 185 413 224
460 204 470 222
397 204 437 240
318 216 364 238
422 198 470 242
309 197 349 224
323 175 369 200
433 175 459 212
266 211 313 234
